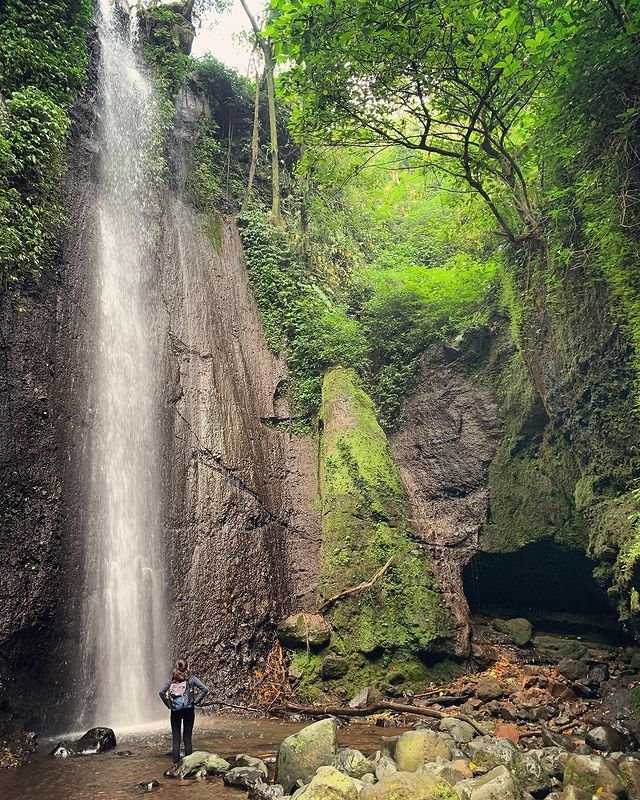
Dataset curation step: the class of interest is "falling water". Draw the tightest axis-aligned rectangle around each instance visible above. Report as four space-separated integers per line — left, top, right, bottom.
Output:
81 0 167 728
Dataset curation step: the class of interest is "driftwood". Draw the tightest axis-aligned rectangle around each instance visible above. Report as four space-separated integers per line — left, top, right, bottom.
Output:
318 557 394 613
273 701 487 735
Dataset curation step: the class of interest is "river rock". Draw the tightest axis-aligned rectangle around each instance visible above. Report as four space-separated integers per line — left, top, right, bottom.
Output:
517 748 565 795
293 766 360 799
236 753 269 776
135 779 161 793
394 729 453 771
493 618 533 646
223 766 266 789
249 781 287 800
360 770 455 800
277 718 338 793
375 753 398 779
466 735 520 770
618 756 640 797
277 613 331 649
50 726 116 758
475 677 504 701
558 658 589 682
585 725 628 753
563 754 626 797
455 765 522 800
440 717 477 743
333 747 377 778
171 750 231 777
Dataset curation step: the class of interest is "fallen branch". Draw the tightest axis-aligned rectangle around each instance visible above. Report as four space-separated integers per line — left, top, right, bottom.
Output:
318 558 394 613
272 701 487 734
200 699 264 714
415 694 470 707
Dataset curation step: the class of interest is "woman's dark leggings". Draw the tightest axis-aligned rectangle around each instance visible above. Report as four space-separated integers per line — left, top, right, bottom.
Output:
170 707 195 762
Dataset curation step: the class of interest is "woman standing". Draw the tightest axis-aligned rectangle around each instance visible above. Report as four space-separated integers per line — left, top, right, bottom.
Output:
159 659 209 763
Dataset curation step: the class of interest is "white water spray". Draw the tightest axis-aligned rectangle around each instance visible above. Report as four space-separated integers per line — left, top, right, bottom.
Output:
82 0 167 729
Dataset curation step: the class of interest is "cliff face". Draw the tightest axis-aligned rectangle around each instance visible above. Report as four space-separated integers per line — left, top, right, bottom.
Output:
159 199 320 697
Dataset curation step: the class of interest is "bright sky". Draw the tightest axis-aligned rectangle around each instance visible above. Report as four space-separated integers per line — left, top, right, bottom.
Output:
192 0 265 77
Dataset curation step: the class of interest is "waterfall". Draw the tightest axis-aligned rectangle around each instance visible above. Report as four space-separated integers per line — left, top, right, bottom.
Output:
81 0 168 729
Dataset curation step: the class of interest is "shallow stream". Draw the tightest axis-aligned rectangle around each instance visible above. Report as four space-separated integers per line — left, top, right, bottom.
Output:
0 715 405 800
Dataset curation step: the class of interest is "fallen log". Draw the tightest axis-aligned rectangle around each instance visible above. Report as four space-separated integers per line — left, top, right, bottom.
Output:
272 701 487 735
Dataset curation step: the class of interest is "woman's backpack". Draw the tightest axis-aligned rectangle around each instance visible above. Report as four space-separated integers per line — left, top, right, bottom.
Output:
168 680 190 710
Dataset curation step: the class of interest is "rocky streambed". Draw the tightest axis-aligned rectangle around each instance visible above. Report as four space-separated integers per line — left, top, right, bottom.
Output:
3 621 640 799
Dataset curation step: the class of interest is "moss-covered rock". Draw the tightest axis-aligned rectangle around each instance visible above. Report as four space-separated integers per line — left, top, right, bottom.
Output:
277 719 338 793
394 730 454 772
313 368 452 693
492 618 532 647
277 612 331 650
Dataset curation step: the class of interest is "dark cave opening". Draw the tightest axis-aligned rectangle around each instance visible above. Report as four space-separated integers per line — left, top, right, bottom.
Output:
463 539 621 639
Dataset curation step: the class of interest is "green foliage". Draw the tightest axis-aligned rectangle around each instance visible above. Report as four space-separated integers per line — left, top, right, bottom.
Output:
238 207 368 423
362 254 499 427
186 119 224 209
0 0 92 284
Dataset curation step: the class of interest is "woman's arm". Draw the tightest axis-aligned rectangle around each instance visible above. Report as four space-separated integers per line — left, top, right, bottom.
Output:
190 676 209 705
158 681 171 708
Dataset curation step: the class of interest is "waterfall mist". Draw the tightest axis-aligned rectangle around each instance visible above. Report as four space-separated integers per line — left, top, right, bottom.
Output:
80 0 168 729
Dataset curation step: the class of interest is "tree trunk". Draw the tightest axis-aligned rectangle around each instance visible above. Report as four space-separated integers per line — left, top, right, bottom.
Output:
238 0 282 225
245 70 262 201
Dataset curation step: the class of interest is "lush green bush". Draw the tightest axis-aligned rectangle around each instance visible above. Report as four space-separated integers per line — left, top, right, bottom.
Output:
238 207 369 423
0 0 92 284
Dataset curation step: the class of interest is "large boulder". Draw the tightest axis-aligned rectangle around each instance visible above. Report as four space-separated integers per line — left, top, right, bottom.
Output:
492 618 533 647
333 747 377 779
50 727 116 758
394 730 453 771
563 754 626 798
278 718 338 793
455 765 522 800
293 766 360 800
277 613 332 650
361 771 457 800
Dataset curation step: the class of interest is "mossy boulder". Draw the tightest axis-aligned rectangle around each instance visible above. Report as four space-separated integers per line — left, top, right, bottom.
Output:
277 719 338 793
174 751 230 777
321 655 349 680
394 730 454 772
293 765 361 800
318 368 452 690
277 612 331 650
492 618 532 646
